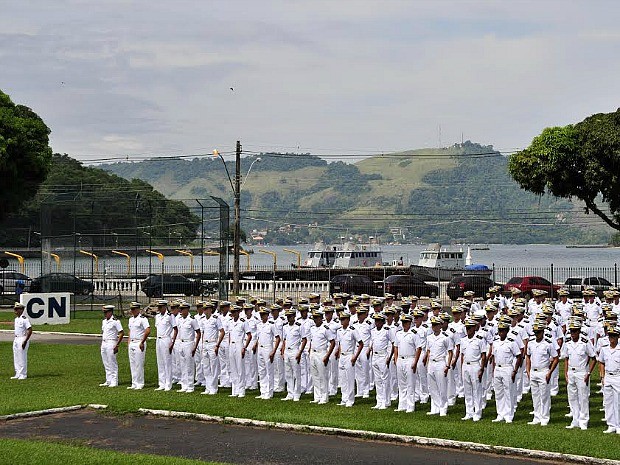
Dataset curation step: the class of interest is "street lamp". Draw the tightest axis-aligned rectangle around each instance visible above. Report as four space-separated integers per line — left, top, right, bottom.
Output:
213 146 260 294
112 232 119 248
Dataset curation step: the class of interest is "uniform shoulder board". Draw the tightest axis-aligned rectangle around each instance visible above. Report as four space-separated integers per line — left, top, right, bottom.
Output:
269 320 274 324
324 324 330 329
544 338 552 344
517 323 525 328
366 319 372 324
507 337 514 342
493 335 500 341
295 322 301 326
449 328 456 333
476 334 483 339
481 327 489 332
528 336 536 342
213 314 218 318
411 328 417 334
580 337 588 343
21 315 27 319
112 317 117 321
240 317 246 322
350 325 356 330
422 323 429 328
384 326 390 330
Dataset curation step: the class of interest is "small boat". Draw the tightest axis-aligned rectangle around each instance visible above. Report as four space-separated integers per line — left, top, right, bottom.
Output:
302 241 383 268
410 243 491 281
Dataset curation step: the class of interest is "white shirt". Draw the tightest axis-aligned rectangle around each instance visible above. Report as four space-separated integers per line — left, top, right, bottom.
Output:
598 344 620 373
256 320 278 347
460 334 487 363
14 314 31 337
155 312 177 339
394 328 419 357
128 314 150 341
101 317 123 341
370 326 393 354
310 323 335 352
177 315 200 341
560 337 595 371
492 336 521 366
201 314 223 343
337 324 362 355
355 317 373 346
426 332 454 361
527 337 558 369
229 317 250 344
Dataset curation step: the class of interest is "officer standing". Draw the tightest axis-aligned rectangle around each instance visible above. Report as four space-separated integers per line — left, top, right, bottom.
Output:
526 322 559 426
127 302 150 390
193 301 206 387
281 308 308 401
154 300 177 391
309 309 336 405
424 316 454 416
176 302 201 393
11 302 32 380
354 305 373 398
459 319 487 421
369 312 394 410
270 304 287 393
598 325 620 433
491 319 522 423
254 307 281 399
200 301 225 395
217 301 232 388
170 301 182 385
100 305 124 387
393 314 422 413
335 310 363 407
228 305 252 398
561 319 596 430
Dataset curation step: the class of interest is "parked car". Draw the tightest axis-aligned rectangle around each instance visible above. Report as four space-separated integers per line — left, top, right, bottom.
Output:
564 276 614 297
383 274 439 298
329 274 382 297
447 275 496 300
0 270 31 294
141 274 203 297
30 273 94 294
502 276 560 299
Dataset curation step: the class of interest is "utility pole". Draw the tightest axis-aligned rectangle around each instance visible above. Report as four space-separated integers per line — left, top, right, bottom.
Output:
233 140 241 295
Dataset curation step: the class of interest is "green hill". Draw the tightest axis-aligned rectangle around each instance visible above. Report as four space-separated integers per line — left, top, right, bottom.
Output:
102 142 612 245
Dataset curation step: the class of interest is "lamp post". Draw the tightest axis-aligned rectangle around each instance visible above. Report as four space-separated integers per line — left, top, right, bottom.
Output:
213 145 261 295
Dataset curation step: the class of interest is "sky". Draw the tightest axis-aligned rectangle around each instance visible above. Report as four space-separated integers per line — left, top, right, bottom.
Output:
2 0 620 161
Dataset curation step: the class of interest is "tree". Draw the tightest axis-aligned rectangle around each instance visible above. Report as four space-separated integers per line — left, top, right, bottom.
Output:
508 109 620 231
0 90 53 220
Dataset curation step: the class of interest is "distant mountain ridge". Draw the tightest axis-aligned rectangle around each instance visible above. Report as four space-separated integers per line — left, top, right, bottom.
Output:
101 142 611 245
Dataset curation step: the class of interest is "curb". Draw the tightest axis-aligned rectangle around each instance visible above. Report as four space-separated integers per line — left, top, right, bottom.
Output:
0 329 101 338
138 408 620 465
0 405 84 421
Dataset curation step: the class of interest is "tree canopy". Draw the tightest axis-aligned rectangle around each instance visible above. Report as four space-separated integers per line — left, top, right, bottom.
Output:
508 109 620 231
0 90 53 220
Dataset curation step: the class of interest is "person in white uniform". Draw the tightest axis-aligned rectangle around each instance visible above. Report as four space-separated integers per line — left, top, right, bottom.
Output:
393 313 422 413
217 301 232 388
228 305 252 398
424 316 454 416
369 312 394 410
270 304 287 393
100 305 124 387
243 304 259 390
170 301 182 384
598 325 620 434
254 307 281 399
354 306 373 398
200 301 225 395
127 302 151 390
176 302 201 393
154 300 177 391
281 308 308 402
335 310 363 408
309 309 336 405
459 319 487 421
324 306 341 396
526 321 559 426
11 302 32 380
193 301 206 387
491 319 522 423
561 319 597 430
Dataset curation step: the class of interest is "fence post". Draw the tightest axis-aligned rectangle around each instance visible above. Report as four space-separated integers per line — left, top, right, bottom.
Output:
615 263 618 288
550 263 554 298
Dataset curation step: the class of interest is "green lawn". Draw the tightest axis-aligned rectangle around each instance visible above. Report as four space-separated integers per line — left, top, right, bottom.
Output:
0 438 223 465
0 310 106 334
0 342 617 460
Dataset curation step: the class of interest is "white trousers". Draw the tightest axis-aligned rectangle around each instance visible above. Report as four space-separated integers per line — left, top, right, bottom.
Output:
355 352 370 396
244 346 258 389
194 341 204 385
462 363 483 419
202 341 220 394
310 350 328 403
603 373 620 429
128 340 146 389
284 348 302 400
156 337 173 390
219 342 231 387
178 340 195 392
228 342 246 396
427 360 448 414
416 359 429 402
396 356 417 412
257 346 274 398
172 343 181 383
567 369 590 427
101 341 119 386
338 353 356 406
328 351 338 396
13 336 29 379
372 353 390 408
530 369 551 424
493 365 515 421
274 349 285 392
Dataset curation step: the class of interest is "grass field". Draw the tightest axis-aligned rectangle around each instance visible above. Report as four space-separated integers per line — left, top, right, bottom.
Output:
0 438 224 465
0 342 618 460
0 310 104 334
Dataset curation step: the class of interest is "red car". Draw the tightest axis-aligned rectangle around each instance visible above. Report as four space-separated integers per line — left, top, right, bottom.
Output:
502 276 560 299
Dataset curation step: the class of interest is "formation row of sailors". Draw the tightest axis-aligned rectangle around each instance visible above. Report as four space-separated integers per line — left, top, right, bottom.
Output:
97 286 620 433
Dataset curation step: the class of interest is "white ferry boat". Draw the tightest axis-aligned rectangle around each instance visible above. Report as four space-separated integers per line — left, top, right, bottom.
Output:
410 243 491 280
303 242 383 268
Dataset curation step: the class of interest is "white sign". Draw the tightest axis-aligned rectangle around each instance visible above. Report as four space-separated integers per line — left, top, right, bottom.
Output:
19 293 71 325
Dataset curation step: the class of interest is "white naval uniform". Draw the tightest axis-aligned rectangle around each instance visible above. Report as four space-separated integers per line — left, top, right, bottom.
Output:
298 316 314 393
309 323 335 404
414 322 430 403
244 314 258 390
598 343 620 432
560 336 595 428
460 334 487 420
218 312 232 387
13 314 32 379
127 314 150 389
282 321 308 401
447 321 465 401
426 331 454 415
194 312 206 386
336 324 362 407
256 319 279 398
527 336 558 425
492 335 521 422
370 325 394 409
172 312 182 383
177 315 200 392
326 317 341 396
101 317 123 387
272 314 287 392
228 317 251 397
394 328 421 412
355 317 373 397
201 314 223 394
155 311 177 390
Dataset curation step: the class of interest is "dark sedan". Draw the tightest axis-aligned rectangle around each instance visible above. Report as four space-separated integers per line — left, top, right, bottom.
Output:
329 274 383 297
141 274 203 298
383 274 438 298
447 275 496 300
30 273 95 295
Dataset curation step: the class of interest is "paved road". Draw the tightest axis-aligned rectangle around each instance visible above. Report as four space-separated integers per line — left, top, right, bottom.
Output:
0 331 99 345
0 411 555 465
